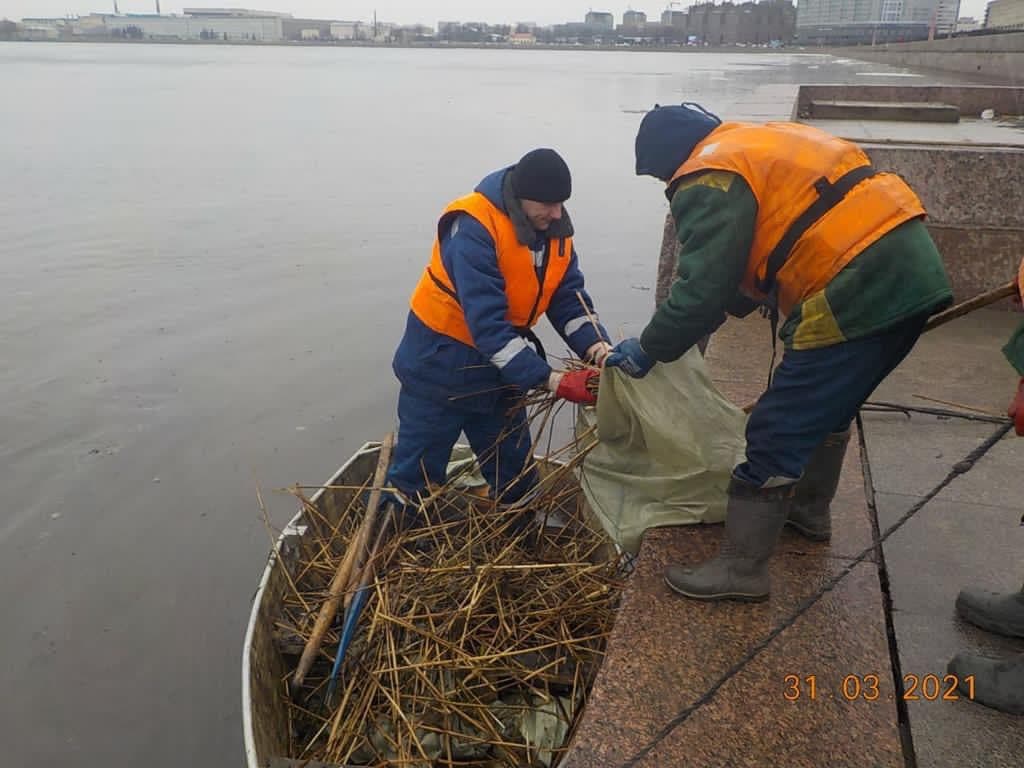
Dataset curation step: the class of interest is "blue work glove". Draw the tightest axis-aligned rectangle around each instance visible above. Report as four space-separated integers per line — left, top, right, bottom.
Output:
605 338 655 379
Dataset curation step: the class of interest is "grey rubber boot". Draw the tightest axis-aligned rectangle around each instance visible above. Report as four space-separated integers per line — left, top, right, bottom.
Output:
786 429 851 542
947 651 1024 715
664 477 792 602
955 584 1024 639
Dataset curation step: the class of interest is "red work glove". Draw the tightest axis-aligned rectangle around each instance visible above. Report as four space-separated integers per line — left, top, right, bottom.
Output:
553 369 599 406
1009 377 1024 436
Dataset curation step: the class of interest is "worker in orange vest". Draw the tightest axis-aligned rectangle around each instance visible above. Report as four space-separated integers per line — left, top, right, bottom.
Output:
946 258 1024 714
607 103 954 602
388 149 609 512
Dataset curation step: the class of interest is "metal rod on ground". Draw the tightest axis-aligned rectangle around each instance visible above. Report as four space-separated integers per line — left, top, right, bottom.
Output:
912 393 1005 418
290 432 394 696
862 401 1009 425
741 278 1019 414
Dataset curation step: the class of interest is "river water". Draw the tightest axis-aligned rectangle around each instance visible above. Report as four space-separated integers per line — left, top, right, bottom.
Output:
0 42 981 766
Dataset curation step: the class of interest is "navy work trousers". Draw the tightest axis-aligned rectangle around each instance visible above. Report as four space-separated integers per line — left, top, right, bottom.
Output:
735 314 928 487
386 388 538 503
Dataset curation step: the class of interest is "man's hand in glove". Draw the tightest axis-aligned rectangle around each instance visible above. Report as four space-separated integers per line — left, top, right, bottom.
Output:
1009 378 1024 436
605 337 654 379
548 370 598 406
585 340 613 368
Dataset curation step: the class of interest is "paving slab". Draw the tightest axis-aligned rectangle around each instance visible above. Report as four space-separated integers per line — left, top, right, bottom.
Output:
631 563 902 768
857 310 1024 766
938 433 1024 511
886 612 1024 768
860 413 997 498
565 530 890 768
880 495 1024 767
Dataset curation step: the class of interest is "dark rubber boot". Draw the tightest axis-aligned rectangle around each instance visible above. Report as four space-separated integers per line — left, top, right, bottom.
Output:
956 585 1024 639
947 651 1024 715
664 477 791 602
786 429 850 542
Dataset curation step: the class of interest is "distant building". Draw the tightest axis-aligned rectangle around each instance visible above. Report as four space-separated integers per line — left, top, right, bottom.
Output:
509 31 537 44
956 15 982 30
795 0 945 43
623 10 648 27
902 0 960 33
686 1 795 45
935 0 962 32
299 28 319 40
661 9 687 27
329 21 366 40
370 22 398 41
393 24 434 42
986 0 1024 28
282 18 333 40
71 14 109 36
20 23 60 40
101 13 284 41
182 8 292 19
585 11 615 29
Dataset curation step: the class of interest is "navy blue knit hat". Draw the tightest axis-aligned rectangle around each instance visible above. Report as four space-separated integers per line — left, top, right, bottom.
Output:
511 148 572 203
635 103 722 181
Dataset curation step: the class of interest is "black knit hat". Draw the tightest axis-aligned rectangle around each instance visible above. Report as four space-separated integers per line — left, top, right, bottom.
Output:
510 148 572 203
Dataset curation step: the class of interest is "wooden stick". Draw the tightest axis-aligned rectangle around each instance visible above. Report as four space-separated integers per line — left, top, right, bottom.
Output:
923 279 1018 332
741 278 1018 413
291 432 394 695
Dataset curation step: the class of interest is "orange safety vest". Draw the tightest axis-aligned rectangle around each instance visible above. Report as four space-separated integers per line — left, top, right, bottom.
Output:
409 192 572 348
670 122 926 316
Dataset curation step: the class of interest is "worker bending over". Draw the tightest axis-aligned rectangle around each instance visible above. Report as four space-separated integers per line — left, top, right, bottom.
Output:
606 103 953 603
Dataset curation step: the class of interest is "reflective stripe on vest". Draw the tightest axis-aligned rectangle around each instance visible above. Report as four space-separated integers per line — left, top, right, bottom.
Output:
670 122 926 316
409 191 572 351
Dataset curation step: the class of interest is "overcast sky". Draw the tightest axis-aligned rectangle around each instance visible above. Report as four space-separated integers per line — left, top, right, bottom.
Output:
1 0 990 28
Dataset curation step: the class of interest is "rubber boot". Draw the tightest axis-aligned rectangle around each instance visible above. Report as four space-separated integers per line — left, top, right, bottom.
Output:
786 429 850 542
947 651 1024 715
664 477 792 602
955 584 1024 639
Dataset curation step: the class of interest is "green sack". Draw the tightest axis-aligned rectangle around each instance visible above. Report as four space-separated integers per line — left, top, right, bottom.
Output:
578 347 748 554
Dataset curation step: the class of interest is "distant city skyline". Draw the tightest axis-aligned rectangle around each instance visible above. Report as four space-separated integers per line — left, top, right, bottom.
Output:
2 0 991 27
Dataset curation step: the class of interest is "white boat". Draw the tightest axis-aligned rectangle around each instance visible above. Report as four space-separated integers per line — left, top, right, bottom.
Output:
241 440 617 768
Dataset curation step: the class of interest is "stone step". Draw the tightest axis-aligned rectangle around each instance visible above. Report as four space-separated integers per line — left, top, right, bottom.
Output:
810 99 960 122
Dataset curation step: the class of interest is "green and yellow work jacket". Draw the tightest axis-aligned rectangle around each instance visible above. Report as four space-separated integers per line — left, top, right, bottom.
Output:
640 170 954 362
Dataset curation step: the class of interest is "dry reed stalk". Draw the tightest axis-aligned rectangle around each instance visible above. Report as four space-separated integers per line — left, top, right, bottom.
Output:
574 290 604 347
255 480 311 614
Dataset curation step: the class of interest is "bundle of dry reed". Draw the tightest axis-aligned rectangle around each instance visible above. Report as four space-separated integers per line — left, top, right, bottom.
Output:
271 394 623 768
